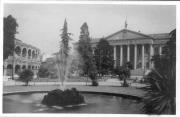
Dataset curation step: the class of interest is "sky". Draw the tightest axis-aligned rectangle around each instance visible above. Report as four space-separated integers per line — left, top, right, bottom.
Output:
4 4 176 56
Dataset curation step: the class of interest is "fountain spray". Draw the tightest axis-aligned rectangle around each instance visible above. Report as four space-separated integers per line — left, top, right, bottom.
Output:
55 19 72 90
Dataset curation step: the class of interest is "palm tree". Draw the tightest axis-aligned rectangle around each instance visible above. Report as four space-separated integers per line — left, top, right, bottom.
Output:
142 29 176 114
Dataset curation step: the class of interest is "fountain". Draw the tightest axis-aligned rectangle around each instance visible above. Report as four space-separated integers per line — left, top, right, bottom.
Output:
42 20 85 107
41 46 85 107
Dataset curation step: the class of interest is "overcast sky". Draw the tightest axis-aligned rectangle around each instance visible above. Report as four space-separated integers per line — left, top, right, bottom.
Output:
4 4 176 56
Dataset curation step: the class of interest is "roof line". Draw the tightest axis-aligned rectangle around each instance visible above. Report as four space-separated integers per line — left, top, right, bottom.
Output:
105 29 154 40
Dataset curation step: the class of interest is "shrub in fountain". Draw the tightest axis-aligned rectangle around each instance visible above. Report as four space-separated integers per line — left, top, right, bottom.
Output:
42 88 85 107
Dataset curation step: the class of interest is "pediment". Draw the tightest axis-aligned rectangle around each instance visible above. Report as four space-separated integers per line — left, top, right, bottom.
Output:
106 29 153 41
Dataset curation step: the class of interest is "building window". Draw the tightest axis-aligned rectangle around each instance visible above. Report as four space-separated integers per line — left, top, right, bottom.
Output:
15 65 21 74
15 46 21 56
22 48 27 57
32 50 35 58
22 65 26 70
154 46 159 55
6 64 13 76
28 49 31 59
28 65 31 69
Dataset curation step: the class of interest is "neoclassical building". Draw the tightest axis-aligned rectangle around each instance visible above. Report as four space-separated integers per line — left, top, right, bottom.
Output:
3 39 42 79
91 27 170 76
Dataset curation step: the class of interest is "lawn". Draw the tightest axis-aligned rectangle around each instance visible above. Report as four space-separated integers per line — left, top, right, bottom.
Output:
31 76 112 82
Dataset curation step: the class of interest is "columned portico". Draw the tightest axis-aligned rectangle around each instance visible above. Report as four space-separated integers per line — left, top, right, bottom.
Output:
112 43 162 70
91 28 170 75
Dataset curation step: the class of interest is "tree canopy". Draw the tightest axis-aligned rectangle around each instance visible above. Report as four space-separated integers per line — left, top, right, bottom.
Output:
19 69 34 86
77 22 98 86
60 19 72 57
94 38 114 75
3 15 18 60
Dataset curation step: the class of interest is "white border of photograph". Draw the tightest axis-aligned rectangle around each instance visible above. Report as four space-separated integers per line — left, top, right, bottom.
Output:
0 0 179 117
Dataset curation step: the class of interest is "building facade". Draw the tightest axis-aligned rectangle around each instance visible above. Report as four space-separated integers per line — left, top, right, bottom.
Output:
3 39 42 79
91 28 170 76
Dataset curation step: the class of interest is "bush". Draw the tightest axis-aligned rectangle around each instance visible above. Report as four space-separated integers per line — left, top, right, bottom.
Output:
38 67 49 78
42 88 85 107
92 80 98 86
19 69 34 86
89 72 99 86
114 62 132 87
114 66 125 80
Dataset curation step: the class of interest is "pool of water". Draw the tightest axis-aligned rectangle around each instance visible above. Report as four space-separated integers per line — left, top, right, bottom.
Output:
3 93 144 114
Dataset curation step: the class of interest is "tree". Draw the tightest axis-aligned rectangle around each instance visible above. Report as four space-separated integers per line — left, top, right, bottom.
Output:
60 19 72 57
56 19 72 86
94 38 114 76
3 15 18 60
77 22 98 86
19 69 34 86
114 62 133 87
143 29 176 114
38 67 49 78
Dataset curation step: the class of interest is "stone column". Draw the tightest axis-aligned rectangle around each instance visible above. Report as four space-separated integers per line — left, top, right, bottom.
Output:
120 45 123 66
3 65 7 76
127 45 130 62
150 44 154 68
159 45 162 55
92 48 95 55
142 44 145 69
12 64 15 79
113 46 117 68
21 47 23 58
134 45 137 69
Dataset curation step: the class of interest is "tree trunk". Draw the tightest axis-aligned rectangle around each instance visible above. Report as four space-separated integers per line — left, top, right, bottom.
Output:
123 77 128 87
26 81 28 86
86 76 88 86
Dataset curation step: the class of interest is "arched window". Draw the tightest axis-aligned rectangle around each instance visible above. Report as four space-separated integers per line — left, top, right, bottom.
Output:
22 48 27 57
6 64 12 76
32 50 35 58
28 65 31 69
7 64 12 69
28 49 31 59
15 46 21 56
22 65 26 70
15 65 21 74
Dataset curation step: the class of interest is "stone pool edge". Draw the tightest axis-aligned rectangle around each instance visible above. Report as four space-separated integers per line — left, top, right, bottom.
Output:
3 90 143 101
